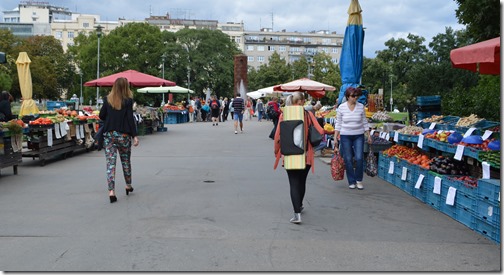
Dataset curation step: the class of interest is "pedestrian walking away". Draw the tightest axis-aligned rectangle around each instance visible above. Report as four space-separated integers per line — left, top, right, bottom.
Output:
333 87 372 190
210 95 221 126
256 99 264 122
99 77 140 203
267 97 281 139
232 93 245 134
273 92 325 224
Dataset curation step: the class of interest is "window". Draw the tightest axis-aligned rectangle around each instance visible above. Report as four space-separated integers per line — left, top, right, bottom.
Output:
279 46 286 52
268 46 275 51
322 38 331 44
257 46 265 51
55 31 62 39
246 45 254 51
248 56 254 62
303 37 312 43
332 58 338 64
257 56 265 62
322 47 328 53
83 22 89 28
235 37 241 43
332 48 338 54
67 42 74 47
291 47 300 52
68 31 74 38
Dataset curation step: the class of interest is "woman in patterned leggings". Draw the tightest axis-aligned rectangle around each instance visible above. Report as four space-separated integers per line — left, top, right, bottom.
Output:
99 77 139 203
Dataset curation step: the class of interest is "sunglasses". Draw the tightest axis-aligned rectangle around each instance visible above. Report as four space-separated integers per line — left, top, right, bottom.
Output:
349 94 358 98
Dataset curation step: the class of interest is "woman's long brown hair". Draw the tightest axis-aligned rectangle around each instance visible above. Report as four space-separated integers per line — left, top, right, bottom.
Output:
107 77 133 110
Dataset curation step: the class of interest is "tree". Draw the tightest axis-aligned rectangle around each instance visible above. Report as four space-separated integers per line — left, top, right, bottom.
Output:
11 35 73 100
454 0 500 42
0 29 19 92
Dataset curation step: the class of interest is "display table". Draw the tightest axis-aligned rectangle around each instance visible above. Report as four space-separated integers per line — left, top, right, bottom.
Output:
164 110 189 124
22 122 95 166
0 133 23 175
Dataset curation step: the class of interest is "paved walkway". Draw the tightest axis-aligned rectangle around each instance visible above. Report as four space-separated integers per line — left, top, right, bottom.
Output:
0 118 500 271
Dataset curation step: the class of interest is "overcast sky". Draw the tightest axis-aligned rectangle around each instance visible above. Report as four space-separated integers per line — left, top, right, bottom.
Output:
0 0 468 57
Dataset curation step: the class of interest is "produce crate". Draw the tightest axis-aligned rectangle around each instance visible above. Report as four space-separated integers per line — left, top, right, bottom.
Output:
476 179 500 204
433 116 460 130
455 205 477 229
439 197 458 219
472 120 500 132
464 146 481 159
473 217 500 244
472 199 500 226
477 151 500 169
398 134 419 143
417 95 441 106
425 188 442 210
428 139 457 154
417 111 442 122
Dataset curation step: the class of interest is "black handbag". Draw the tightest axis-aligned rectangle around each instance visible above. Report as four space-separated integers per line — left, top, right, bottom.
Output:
308 125 323 146
94 122 104 151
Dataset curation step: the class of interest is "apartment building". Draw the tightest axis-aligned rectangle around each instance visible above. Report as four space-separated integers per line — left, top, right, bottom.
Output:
244 28 343 70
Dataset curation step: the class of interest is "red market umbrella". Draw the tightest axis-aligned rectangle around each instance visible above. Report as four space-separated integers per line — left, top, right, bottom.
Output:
84 69 176 87
450 37 500 75
273 78 335 98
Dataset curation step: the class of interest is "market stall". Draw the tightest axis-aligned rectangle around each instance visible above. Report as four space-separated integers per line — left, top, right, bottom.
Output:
0 119 26 175
21 112 99 166
375 113 500 243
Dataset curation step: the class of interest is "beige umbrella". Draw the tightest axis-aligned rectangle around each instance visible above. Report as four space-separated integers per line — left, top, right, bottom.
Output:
16 52 39 116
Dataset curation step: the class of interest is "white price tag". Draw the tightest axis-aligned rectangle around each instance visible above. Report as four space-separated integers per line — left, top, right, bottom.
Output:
416 120 422 125
454 145 465 161
429 122 436 130
482 130 493 140
463 127 477 138
388 161 394 174
385 133 390 141
415 174 424 189
370 130 375 136
394 131 399 142
47 128 53 147
54 123 61 139
79 125 85 138
482 162 490 179
433 176 442 194
76 125 81 139
60 122 68 136
417 134 424 149
446 187 456 206
401 167 408 181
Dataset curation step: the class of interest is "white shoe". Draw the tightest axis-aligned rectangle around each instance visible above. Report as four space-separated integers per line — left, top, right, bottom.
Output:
234 131 237 134
349 184 356 189
356 181 364 190
290 213 301 224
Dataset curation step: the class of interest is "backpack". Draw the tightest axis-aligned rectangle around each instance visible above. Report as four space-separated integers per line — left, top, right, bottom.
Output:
266 103 277 118
211 101 219 110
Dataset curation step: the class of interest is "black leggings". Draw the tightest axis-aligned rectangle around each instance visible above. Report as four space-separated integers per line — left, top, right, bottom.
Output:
286 165 311 213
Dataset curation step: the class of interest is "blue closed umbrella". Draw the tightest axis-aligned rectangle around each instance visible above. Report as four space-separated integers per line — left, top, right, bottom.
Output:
338 0 366 106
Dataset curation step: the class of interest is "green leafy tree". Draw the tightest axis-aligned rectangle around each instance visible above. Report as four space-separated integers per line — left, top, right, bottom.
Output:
454 0 500 42
311 52 340 105
11 35 73 100
0 29 19 92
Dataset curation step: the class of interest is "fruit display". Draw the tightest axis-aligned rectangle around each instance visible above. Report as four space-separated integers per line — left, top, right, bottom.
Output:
370 135 391 144
383 145 422 159
396 125 423 135
28 117 54 126
421 115 446 123
371 111 393 122
424 130 452 142
446 176 478 188
455 138 495 151
478 151 500 168
323 123 334 132
455 114 483 127
0 119 26 135
429 156 470 175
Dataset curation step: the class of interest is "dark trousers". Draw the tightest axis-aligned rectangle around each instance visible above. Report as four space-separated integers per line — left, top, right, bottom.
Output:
286 165 311 213
268 116 279 139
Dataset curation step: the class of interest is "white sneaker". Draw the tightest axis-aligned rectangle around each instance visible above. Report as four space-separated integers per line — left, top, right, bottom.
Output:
290 213 301 224
234 131 237 134
349 184 356 189
356 181 364 190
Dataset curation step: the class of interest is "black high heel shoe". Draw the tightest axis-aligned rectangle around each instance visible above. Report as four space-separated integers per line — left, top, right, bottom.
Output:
109 195 117 203
126 186 134 196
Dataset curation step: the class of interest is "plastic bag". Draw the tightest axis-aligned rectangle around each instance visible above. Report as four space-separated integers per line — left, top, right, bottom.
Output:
331 151 345 181
365 146 378 177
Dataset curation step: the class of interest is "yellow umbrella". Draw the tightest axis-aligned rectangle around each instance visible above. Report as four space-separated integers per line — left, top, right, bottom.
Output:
16 52 39 116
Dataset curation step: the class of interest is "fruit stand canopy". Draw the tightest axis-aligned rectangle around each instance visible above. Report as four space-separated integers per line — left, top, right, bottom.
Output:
273 78 335 98
84 69 176 87
137 86 194 94
450 37 500 75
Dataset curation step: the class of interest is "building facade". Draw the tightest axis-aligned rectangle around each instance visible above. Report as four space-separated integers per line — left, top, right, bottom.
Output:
2 2 344 70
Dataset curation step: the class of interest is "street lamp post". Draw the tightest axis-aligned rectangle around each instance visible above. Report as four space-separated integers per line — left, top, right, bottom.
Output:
389 74 393 112
79 72 83 109
161 53 166 105
95 25 103 108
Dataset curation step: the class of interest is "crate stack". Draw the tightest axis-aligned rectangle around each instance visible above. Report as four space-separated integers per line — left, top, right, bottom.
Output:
416 96 441 121
378 154 500 243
